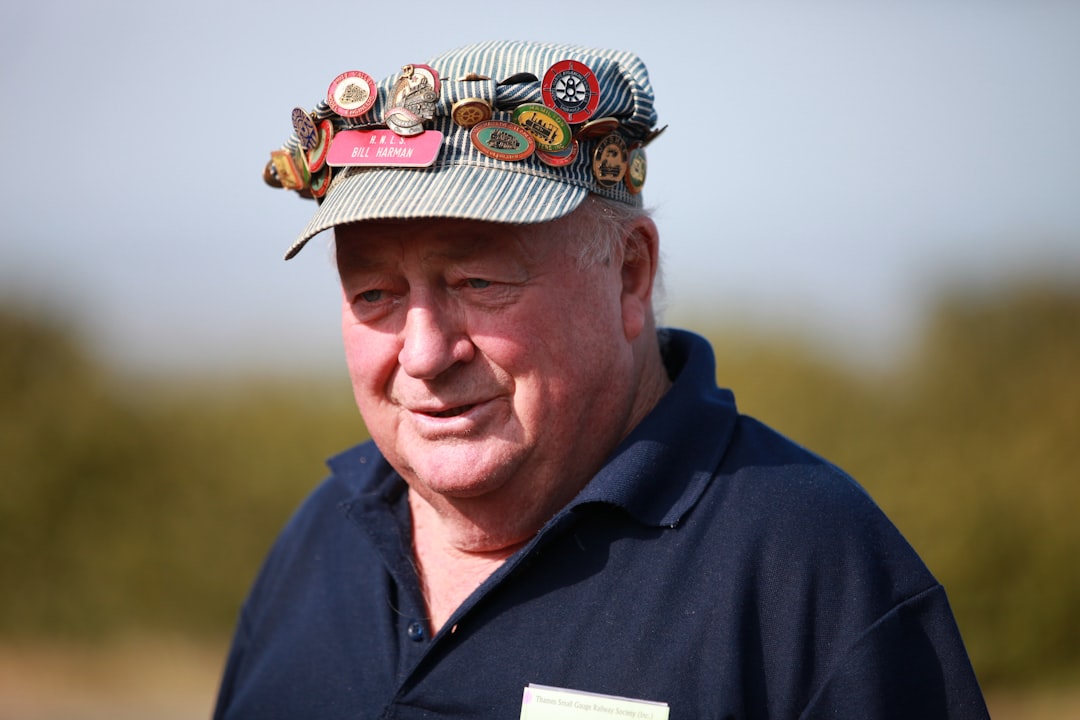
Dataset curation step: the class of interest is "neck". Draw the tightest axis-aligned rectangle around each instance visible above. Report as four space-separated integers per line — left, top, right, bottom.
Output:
409 490 527 631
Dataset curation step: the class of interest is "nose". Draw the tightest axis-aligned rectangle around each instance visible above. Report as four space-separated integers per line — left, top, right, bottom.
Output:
398 296 474 379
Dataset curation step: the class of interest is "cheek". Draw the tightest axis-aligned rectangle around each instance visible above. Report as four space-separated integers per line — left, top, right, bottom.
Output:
341 314 397 407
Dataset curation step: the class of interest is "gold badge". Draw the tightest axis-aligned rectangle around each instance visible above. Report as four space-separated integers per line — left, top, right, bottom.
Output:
451 98 493 129
591 133 628 188
270 148 309 191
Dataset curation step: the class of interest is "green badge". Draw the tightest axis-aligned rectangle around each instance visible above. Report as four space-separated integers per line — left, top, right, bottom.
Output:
470 121 536 162
511 103 572 153
626 146 647 194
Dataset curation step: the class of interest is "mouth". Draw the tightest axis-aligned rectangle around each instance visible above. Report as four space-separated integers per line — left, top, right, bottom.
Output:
420 404 476 419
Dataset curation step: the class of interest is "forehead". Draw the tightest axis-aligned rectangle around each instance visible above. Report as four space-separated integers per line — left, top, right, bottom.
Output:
334 216 569 268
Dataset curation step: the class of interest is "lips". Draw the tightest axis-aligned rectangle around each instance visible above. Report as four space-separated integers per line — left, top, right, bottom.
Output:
424 404 475 418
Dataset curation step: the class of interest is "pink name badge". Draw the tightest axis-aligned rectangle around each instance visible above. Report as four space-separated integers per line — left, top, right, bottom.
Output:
327 129 443 167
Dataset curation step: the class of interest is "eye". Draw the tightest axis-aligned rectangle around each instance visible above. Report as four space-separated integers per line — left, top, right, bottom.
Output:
358 289 384 303
465 278 492 289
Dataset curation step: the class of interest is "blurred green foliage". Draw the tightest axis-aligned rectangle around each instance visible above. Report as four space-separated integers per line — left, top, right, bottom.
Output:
0 307 363 639
1 282 1078 688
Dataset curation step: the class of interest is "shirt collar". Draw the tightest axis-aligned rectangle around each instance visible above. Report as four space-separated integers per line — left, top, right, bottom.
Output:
565 328 738 528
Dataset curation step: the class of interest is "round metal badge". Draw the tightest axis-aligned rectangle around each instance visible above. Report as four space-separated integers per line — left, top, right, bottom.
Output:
306 118 334 173
310 166 332 199
451 98 493 129
536 139 580 168
291 108 319 150
625 145 647 194
591 132 628 188
542 60 600 124
470 120 535 162
327 70 377 118
511 103 572 153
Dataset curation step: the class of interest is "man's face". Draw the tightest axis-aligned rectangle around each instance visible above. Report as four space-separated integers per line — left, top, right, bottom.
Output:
335 208 642 543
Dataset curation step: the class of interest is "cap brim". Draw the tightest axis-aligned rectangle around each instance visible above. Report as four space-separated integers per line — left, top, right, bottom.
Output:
285 164 589 259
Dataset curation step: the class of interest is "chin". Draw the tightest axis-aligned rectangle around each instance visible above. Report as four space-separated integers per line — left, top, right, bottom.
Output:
407 451 519 500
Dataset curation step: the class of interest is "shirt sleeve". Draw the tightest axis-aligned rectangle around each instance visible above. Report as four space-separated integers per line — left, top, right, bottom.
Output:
798 584 990 720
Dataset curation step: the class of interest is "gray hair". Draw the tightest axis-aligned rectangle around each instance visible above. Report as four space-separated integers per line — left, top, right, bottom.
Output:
566 196 652 268
565 195 665 321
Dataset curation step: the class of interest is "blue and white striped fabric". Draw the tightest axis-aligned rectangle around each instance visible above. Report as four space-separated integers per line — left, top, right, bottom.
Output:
280 40 659 259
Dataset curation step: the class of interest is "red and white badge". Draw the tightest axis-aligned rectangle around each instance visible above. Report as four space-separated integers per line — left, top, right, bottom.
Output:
327 70 377 118
542 60 600 124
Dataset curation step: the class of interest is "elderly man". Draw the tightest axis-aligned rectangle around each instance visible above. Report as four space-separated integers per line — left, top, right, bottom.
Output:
215 41 989 719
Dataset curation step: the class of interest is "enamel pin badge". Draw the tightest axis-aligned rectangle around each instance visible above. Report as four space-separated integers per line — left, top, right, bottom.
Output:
327 70 377 118
386 63 440 135
542 60 600 124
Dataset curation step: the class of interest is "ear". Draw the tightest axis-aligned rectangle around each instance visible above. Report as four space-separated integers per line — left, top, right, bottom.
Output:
620 215 660 342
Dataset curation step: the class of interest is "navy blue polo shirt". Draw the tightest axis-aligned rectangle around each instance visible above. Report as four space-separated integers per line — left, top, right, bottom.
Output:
214 329 989 719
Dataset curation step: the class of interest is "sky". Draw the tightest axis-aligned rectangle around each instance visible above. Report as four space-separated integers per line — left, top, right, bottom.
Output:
2 0 1078 375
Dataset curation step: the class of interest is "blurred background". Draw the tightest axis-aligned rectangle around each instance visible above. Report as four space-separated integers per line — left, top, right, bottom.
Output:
2 1 1078 717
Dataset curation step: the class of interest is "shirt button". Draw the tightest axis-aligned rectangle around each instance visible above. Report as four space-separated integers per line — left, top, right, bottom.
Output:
407 621 426 641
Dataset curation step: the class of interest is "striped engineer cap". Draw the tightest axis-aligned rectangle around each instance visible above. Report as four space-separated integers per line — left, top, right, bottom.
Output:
269 40 661 259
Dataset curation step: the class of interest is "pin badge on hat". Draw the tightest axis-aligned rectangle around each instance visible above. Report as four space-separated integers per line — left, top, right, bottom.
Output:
452 98 493 129
291 108 319 150
470 120 536 162
306 118 334 173
511 103 572 153
625 145 647 194
536 139 580 168
389 64 440 122
542 60 600 124
270 148 309 191
592 132 628 188
327 70 377 118
310 166 332 198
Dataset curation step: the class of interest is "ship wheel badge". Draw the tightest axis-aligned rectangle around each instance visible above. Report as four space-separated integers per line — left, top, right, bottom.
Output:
542 60 600 124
